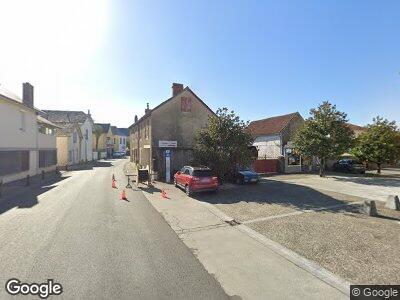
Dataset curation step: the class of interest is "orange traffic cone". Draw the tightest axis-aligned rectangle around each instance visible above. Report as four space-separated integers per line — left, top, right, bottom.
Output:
161 190 167 199
112 179 117 189
112 174 116 181
121 189 127 200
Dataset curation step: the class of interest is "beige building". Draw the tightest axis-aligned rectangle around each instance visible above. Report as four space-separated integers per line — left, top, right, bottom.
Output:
111 127 129 153
93 123 114 158
0 83 58 183
43 110 94 167
129 83 214 180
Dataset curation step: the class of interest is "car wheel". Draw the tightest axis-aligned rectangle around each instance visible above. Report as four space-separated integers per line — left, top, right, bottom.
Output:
185 185 192 196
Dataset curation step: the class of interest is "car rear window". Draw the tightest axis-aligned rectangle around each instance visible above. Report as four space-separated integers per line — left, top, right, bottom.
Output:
192 170 213 177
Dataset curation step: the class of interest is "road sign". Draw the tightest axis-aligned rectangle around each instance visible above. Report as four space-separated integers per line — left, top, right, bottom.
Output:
159 140 177 148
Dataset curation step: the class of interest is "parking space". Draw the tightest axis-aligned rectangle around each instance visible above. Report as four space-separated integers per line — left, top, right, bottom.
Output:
192 175 400 284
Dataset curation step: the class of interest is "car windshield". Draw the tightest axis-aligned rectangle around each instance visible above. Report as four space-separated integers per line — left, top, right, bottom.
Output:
192 170 213 177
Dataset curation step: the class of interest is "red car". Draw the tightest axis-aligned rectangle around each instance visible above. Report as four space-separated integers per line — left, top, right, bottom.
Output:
174 166 219 196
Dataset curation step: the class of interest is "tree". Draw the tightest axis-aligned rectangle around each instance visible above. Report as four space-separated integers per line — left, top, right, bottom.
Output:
293 101 354 177
193 108 254 180
351 117 399 174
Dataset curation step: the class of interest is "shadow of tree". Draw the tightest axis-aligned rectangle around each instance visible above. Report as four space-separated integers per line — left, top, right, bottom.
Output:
0 176 69 215
331 175 400 188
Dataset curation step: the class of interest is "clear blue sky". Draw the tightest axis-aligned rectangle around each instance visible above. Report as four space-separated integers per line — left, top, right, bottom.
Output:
1 0 399 127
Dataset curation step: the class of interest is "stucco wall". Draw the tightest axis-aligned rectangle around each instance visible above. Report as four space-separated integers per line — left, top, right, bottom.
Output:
79 118 93 161
56 136 69 166
253 135 282 158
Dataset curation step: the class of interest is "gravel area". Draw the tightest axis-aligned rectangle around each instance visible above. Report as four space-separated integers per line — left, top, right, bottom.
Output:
200 180 362 222
248 207 400 284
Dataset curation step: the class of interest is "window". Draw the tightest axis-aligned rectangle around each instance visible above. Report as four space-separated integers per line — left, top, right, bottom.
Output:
181 97 192 112
73 131 77 143
85 129 88 140
20 111 26 131
0 151 30 176
39 150 57 168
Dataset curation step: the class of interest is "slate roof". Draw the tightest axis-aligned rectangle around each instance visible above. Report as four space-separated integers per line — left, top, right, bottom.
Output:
248 112 300 137
116 128 129 136
42 110 89 124
37 115 60 128
95 123 110 134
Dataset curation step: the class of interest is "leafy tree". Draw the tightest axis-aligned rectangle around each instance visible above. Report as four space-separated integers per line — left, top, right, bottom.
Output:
193 108 254 180
351 117 399 174
294 101 354 177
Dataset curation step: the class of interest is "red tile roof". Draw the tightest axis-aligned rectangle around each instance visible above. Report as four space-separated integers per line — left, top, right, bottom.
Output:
248 112 299 136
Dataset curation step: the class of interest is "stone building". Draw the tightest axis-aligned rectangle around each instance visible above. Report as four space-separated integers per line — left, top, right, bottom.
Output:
129 83 214 180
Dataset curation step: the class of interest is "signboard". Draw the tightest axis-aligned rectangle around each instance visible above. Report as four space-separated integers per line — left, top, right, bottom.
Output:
165 149 171 183
159 140 177 148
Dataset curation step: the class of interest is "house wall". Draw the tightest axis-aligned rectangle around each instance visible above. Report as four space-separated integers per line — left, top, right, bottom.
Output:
56 136 69 166
0 98 57 183
253 134 282 158
130 89 213 179
68 128 81 165
79 118 93 161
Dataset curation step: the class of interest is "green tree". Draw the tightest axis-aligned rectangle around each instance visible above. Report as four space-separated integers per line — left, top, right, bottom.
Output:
294 101 354 177
351 117 399 174
193 107 254 180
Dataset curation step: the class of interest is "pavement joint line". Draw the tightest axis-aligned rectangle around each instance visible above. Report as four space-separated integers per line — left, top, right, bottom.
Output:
235 224 351 296
178 223 231 235
200 200 351 296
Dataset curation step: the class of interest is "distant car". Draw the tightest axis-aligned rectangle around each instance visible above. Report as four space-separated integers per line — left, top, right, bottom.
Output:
174 166 219 196
231 167 260 184
113 151 126 158
333 159 366 174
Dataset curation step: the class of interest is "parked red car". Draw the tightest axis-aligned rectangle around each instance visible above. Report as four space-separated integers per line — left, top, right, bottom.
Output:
174 166 218 196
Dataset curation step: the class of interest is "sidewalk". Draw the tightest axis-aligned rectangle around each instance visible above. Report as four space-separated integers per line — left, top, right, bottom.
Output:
140 182 349 300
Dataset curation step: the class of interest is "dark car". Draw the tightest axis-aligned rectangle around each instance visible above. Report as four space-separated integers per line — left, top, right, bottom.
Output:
231 167 260 184
174 166 219 196
113 151 126 158
333 159 366 174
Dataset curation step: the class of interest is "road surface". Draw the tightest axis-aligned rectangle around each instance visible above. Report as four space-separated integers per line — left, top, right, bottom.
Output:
0 159 230 299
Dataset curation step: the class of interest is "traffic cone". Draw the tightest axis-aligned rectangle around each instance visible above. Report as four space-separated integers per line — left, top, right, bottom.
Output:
161 190 167 199
112 179 117 189
112 174 116 181
121 189 127 201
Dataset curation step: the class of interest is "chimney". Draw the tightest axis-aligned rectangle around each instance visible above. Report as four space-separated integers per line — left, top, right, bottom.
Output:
87 109 91 117
22 82 34 107
134 115 138 123
172 83 184 97
144 102 150 114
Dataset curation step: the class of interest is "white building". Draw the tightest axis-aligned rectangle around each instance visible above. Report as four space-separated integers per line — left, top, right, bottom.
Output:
0 83 58 183
42 110 95 167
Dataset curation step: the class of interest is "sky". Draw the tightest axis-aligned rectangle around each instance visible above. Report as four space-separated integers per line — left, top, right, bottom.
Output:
0 0 399 128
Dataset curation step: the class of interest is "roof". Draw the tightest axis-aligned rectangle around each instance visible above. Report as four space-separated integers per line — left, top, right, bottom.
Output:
37 115 61 128
346 123 366 132
115 128 129 136
42 110 89 124
248 112 300 137
0 85 42 113
94 123 110 134
128 86 215 129
56 122 80 136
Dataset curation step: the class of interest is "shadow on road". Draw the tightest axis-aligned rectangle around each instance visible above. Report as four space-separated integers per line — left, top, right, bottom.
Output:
331 175 400 188
0 175 69 215
65 160 113 171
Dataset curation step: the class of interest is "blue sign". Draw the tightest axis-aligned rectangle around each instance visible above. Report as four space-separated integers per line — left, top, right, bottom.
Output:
165 149 171 157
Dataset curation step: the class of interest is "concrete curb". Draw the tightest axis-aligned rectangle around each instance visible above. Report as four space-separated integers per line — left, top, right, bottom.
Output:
199 201 351 297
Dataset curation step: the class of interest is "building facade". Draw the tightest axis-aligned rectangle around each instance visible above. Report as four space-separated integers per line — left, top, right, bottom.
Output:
248 112 304 173
129 83 214 180
111 127 129 153
0 83 58 183
43 110 94 167
93 123 114 158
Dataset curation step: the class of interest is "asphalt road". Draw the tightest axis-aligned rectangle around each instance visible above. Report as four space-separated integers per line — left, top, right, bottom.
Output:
0 159 230 300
